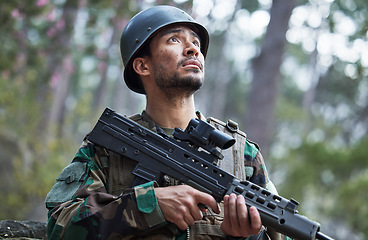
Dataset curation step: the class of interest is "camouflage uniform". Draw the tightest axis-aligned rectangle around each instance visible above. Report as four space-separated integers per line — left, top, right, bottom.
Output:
45 111 281 240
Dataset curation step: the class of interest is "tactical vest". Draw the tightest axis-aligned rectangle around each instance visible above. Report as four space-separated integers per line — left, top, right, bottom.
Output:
102 113 271 240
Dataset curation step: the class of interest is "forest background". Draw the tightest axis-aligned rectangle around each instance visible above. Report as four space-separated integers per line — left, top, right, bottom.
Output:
0 0 367 239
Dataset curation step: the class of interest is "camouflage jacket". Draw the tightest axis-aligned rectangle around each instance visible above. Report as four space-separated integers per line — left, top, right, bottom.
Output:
45 111 280 240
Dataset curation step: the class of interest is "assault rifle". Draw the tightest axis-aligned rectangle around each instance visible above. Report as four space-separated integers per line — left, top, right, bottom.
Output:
88 108 334 240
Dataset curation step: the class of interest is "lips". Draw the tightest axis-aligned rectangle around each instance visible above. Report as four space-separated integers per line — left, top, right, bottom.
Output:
182 59 202 70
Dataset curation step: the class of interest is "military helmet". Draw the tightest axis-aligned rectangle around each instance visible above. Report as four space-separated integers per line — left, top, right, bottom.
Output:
120 5 209 94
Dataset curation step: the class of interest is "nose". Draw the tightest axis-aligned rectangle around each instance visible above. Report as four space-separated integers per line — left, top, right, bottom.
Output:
184 41 200 58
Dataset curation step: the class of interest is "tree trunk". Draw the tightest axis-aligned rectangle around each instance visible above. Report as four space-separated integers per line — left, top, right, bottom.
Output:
49 54 74 137
94 0 132 112
245 0 295 158
205 33 232 119
47 0 79 139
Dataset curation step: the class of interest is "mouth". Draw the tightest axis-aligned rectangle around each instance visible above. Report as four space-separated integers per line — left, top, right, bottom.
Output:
181 59 202 70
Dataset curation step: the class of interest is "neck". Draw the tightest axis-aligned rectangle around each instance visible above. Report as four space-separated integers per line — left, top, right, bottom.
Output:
145 92 197 130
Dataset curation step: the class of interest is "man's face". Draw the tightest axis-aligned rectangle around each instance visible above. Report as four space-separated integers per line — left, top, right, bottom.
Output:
148 25 205 95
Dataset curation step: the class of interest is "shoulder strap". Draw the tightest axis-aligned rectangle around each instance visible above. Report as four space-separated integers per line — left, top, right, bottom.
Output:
206 117 247 180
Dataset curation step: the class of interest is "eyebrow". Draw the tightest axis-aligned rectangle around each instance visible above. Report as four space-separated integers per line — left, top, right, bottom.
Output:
158 27 200 41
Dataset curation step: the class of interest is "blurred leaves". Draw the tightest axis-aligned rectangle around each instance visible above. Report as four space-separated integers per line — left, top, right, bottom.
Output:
0 0 367 239
278 136 368 237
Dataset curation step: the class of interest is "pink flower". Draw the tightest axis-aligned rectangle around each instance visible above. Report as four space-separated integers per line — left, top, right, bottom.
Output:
47 27 56 37
56 19 65 30
37 0 48 7
51 72 61 88
11 9 20 18
47 10 56 21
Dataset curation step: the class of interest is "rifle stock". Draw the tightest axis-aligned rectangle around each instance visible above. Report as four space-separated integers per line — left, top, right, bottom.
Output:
87 108 334 240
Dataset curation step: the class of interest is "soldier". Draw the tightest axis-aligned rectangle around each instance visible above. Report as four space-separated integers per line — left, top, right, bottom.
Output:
45 5 282 240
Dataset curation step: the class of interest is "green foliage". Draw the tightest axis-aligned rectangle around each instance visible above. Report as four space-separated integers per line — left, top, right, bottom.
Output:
0 1 367 238
0 71 78 219
0 0 194 221
317 61 360 106
337 172 368 235
277 136 368 236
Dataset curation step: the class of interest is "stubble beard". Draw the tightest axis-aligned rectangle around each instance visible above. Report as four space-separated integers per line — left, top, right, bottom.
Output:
153 64 204 100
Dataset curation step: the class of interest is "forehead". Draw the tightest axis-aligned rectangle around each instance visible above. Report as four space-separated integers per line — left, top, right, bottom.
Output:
154 24 200 41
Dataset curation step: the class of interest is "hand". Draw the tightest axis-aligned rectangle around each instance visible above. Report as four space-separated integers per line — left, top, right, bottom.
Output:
155 185 220 230
221 193 262 237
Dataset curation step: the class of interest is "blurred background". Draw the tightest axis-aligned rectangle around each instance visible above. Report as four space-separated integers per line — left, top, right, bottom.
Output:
0 0 367 239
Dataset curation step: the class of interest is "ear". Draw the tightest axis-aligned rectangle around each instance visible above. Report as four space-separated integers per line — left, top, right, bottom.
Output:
132 57 150 77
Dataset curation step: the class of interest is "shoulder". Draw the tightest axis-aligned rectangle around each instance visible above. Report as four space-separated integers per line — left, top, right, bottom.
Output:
244 139 261 162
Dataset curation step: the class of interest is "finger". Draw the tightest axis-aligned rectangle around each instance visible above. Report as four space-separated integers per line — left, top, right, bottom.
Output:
228 194 240 228
175 199 198 227
176 219 189 231
174 206 198 230
188 203 203 221
248 206 262 234
223 194 230 216
195 191 220 214
222 194 230 220
183 210 197 226
236 195 248 225
169 205 191 230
